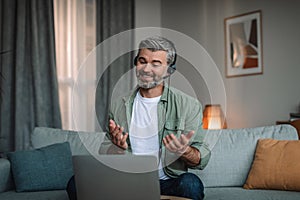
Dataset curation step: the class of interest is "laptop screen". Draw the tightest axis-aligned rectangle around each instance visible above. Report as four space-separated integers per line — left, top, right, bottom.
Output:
73 155 161 200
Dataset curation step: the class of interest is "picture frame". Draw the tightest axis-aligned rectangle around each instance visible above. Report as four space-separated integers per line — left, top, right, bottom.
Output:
224 10 263 78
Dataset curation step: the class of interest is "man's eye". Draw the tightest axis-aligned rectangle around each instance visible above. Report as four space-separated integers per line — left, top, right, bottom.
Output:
152 63 161 67
139 60 147 64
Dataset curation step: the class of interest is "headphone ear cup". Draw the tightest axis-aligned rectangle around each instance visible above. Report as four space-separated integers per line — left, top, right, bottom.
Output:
168 53 177 74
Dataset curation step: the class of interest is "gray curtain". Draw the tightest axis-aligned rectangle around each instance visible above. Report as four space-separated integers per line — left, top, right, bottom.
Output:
0 0 61 153
95 0 135 131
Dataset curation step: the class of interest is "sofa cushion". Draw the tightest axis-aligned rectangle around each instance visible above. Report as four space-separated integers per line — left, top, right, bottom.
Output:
243 139 300 191
190 125 298 187
0 190 69 200
31 127 106 156
7 142 73 192
205 187 300 200
0 158 14 192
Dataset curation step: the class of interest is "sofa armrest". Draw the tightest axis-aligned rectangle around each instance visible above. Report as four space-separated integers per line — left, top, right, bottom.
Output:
0 158 14 192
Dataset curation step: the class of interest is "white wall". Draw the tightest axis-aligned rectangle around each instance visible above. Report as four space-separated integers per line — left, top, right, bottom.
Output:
135 0 161 28
136 0 300 128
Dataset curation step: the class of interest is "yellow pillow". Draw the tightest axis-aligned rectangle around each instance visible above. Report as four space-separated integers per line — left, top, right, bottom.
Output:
243 138 300 191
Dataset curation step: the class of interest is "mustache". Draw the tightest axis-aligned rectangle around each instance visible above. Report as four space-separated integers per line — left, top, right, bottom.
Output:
137 70 154 77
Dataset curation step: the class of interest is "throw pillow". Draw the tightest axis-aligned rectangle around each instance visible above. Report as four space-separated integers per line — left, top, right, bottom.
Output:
7 142 73 192
243 138 300 191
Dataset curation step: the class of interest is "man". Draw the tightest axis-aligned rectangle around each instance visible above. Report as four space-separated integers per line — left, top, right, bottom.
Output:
104 36 211 200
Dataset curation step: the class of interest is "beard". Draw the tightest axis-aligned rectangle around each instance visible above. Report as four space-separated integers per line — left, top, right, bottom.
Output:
136 70 165 89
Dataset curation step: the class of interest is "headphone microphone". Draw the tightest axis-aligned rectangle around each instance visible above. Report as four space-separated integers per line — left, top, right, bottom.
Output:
162 73 171 80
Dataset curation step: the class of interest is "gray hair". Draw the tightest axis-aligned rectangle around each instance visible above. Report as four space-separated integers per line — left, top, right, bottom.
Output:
138 36 176 65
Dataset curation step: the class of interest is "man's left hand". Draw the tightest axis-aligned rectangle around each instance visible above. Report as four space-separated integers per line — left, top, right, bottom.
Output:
163 131 194 155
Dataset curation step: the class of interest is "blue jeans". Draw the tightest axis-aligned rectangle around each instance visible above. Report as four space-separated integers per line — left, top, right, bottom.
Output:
160 173 204 200
67 173 204 200
67 176 77 200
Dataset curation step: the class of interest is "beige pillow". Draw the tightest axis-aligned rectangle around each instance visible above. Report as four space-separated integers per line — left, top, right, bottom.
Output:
243 138 300 191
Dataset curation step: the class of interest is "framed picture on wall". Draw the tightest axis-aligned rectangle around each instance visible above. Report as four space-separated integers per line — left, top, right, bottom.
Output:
224 10 263 78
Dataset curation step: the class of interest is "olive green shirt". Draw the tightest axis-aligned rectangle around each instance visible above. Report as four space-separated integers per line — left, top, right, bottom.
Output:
101 86 211 178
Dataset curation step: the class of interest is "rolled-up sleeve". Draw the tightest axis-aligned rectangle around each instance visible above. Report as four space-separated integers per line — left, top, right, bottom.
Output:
186 100 211 170
191 141 211 170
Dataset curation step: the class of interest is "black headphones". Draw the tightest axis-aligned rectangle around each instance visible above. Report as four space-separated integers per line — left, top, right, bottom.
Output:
134 52 177 75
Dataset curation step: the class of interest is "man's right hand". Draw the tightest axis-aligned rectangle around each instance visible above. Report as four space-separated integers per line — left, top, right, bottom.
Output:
109 119 129 150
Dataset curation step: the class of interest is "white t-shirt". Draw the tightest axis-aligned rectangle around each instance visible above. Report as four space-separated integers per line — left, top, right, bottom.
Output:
129 91 169 180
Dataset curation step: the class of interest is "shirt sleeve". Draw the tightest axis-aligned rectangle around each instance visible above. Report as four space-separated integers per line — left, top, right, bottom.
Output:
186 101 211 170
98 107 114 154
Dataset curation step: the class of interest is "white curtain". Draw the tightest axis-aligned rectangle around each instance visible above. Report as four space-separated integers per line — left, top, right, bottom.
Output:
54 0 96 131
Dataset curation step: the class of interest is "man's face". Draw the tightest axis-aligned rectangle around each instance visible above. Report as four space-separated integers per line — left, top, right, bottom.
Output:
135 48 169 89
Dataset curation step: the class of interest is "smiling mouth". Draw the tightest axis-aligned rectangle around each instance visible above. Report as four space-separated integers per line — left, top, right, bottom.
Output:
139 75 153 81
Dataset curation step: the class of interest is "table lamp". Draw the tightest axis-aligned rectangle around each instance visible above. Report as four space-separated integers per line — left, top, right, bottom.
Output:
203 104 227 129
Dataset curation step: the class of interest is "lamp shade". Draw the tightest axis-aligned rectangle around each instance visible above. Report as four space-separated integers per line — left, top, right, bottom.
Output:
203 104 227 129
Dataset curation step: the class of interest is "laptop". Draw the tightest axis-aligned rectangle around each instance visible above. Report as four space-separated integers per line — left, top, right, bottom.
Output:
73 155 161 200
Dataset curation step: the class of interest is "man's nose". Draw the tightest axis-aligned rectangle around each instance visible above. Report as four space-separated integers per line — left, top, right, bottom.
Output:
143 63 152 72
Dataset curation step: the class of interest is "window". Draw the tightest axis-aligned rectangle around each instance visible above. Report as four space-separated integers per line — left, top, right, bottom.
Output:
54 0 96 130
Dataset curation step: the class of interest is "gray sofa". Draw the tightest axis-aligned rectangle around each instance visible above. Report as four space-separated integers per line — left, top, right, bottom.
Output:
1 125 300 200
